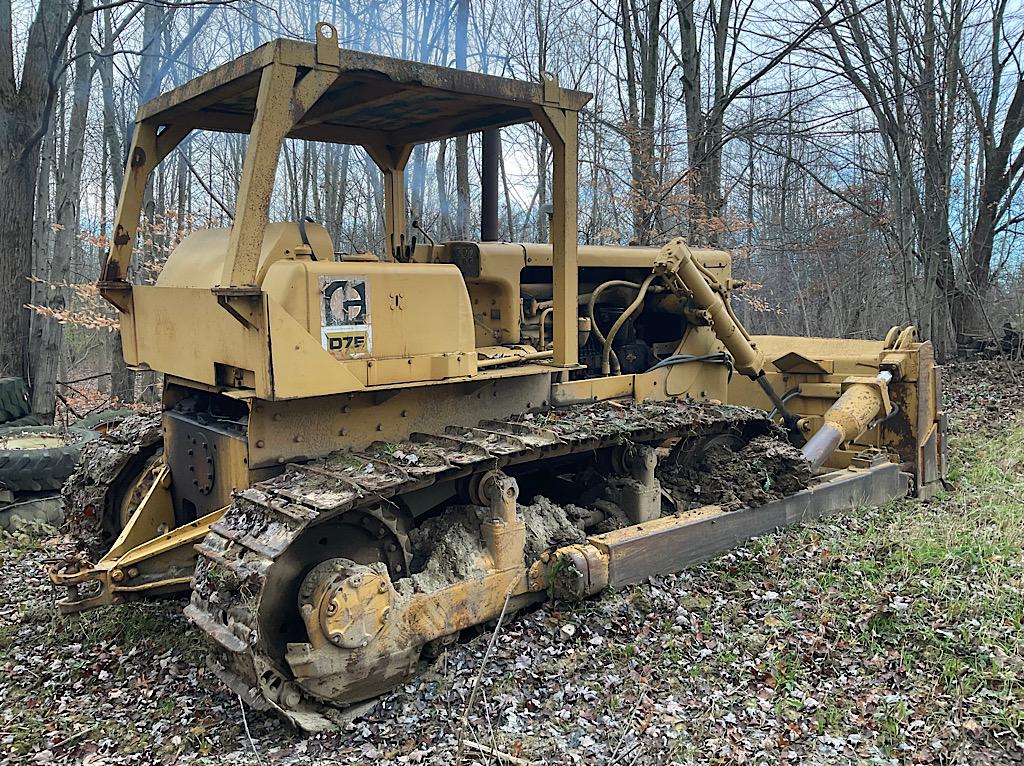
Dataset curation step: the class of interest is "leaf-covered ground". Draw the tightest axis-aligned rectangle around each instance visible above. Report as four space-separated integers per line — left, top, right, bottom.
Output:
1 362 1021 765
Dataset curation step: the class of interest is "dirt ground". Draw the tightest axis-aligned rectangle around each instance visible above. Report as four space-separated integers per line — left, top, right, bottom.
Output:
1 361 1022 765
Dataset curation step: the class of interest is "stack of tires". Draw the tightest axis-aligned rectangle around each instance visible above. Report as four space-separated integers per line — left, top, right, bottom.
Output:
0 377 131 529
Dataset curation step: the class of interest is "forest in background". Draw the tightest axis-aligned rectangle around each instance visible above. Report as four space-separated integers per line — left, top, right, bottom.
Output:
0 0 1022 421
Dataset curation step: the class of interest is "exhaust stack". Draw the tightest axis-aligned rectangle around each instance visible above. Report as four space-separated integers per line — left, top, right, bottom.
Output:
481 128 500 241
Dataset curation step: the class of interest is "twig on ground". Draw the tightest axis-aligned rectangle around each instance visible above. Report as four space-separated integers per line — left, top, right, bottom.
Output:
463 739 536 766
454 576 521 765
238 693 265 766
480 686 502 761
608 689 649 763
50 725 98 752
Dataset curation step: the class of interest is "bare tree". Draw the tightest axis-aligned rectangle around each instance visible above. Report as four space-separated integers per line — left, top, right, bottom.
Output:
953 0 1024 333
29 0 95 419
0 0 69 377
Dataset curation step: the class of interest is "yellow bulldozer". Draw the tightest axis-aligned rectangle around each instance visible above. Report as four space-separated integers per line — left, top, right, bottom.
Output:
51 24 946 730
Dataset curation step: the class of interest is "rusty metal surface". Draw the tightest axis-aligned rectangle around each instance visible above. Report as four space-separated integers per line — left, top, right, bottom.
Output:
591 462 906 588
135 36 591 146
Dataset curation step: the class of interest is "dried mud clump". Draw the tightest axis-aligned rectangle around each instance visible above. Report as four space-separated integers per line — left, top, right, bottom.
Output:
62 412 162 555
405 506 491 594
518 496 587 562
403 496 587 595
659 434 811 512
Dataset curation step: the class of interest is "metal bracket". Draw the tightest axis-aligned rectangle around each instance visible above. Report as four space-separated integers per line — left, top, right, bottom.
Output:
315 22 340 66
213 286 262 329
541 71 562 104
98 281 132 313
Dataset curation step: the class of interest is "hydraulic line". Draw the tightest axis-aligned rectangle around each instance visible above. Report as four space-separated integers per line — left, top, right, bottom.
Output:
587 280 643 374
601 273 658 375
537 306 553 350
654 239 801 431
646 352 735 378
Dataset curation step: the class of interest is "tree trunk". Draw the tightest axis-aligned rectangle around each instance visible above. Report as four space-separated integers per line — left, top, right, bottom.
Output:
435 139 451 240
0 157 39 377
31 2 94 420
454 0 470 238
0 0 65 377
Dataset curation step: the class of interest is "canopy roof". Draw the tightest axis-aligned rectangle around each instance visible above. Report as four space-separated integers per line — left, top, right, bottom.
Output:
137 37 592 146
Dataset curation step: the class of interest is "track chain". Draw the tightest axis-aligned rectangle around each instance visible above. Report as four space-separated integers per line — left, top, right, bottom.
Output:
185 399 771 724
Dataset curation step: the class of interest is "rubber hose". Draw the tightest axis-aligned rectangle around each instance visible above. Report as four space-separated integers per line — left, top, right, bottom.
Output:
587 279 644 374
602 273 658 375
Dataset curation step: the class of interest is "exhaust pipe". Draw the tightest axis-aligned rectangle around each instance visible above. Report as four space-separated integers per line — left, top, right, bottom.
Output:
481 128 500 241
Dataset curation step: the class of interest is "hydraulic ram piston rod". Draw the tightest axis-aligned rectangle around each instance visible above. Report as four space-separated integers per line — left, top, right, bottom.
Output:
800 371 893 469
654 239 800 430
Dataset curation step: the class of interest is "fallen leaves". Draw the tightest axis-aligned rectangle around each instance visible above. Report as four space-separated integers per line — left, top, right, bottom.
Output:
2 362 1023 764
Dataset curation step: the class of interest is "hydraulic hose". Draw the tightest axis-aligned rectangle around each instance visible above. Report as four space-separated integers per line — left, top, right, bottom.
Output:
601 273 658 375
587 279 644 375
537 306 553 350
646 352 735 378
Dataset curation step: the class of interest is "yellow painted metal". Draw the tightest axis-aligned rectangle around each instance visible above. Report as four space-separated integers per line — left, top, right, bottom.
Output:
128 256 480 399
534 87 580 368
164 411 252 520
101 121 188 294
310 568 393 651
415 241 731 349
800 374 893 469
655 238 765 377
725 332 945 496
105 465 176 557
833 376 893 435
222 63 300 287
364 142 413 261
49 469 224 614
248 372 553 465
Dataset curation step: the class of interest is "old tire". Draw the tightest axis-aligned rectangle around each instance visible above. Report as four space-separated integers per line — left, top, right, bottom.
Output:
0 378 31 424
78 408 137 433
63 413 163 553
0 426 100 492
2 413 43 427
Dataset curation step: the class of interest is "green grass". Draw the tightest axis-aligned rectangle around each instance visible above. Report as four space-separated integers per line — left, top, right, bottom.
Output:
483 412 1024 762
686 413 1024 755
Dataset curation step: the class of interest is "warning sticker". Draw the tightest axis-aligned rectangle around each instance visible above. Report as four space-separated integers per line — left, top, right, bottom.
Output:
320 276 371 359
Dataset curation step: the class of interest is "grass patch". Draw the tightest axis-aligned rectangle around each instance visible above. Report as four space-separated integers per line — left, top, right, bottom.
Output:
669 412 1024 757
